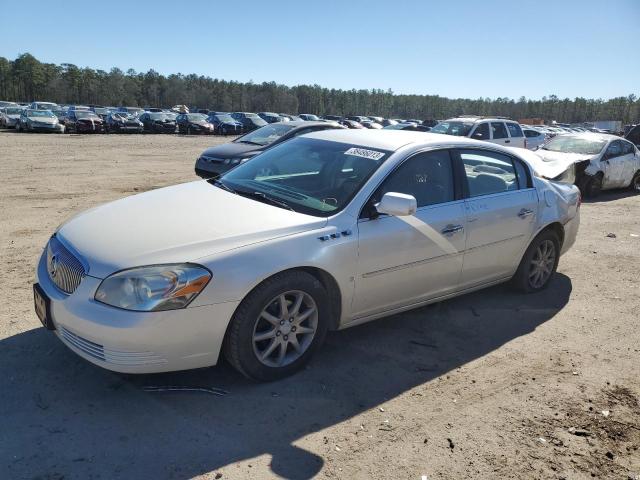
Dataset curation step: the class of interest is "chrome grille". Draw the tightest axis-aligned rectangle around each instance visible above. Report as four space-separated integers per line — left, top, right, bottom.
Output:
47 236 86 294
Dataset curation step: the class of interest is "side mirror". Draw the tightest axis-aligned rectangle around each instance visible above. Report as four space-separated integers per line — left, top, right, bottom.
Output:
375 192 417 217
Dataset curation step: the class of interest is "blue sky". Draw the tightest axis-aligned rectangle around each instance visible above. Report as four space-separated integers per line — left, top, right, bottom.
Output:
2 0 638 100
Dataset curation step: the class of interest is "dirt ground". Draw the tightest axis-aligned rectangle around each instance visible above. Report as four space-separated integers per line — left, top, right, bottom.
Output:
0 131 639 480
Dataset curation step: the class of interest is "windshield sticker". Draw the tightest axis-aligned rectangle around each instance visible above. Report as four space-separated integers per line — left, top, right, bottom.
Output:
344 147 385 161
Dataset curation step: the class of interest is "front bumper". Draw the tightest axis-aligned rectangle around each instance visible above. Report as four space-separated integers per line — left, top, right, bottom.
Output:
150 123 176 133
30 123 64 133
35 250 239 373
112 124 143 133
76 123 104 133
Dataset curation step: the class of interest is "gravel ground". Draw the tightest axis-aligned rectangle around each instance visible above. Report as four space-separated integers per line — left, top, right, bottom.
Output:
1 131 639 480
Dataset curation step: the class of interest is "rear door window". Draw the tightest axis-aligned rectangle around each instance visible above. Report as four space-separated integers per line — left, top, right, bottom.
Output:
621 140 635 155
506 123 523 137
490 122 508 139
459 149 520 196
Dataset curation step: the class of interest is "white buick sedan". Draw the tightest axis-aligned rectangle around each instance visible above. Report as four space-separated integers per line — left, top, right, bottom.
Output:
34 130 580 381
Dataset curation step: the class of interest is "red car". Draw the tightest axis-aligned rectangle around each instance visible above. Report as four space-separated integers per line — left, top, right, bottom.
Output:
64 110 105 133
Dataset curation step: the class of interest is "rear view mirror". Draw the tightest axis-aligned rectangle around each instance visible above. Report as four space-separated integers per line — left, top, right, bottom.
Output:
375 192 417 217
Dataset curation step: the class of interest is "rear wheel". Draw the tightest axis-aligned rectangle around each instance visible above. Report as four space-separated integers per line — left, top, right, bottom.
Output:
512 229 560 293
223 271 329 381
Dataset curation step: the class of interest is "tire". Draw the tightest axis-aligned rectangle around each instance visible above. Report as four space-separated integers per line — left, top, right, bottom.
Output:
630 171 640 193
223 270 329 381
15 122 21 132
582 174 602 198
512 229 560 293
187 126 191 135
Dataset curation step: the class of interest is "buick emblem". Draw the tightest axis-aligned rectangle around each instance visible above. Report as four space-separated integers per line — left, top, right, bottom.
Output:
49 255 59 278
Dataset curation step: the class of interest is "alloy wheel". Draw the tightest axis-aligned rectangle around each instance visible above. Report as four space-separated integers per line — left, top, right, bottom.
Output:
528 239 556 289
252 290 318 368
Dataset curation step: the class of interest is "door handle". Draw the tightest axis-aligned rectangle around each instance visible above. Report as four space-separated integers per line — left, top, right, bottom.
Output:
504 140 510 143
441 224 464 236
518 208 534 218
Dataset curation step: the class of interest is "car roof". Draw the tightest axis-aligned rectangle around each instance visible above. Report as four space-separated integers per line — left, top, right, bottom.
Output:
445 117 516 123
302 129 487 151
285 120 339 128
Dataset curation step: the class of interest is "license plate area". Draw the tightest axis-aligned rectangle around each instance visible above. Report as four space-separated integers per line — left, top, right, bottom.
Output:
33 283 55 330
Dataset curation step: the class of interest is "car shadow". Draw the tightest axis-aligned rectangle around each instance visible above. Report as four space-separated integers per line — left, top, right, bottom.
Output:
0 274 572 479
583 188 638 203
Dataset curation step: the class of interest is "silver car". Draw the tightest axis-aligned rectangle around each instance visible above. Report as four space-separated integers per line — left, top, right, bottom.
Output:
0 106 23 128
34 130 580 381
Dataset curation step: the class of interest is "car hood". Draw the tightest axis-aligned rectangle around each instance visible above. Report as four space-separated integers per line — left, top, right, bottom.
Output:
57 180 327 278
535 149 596 164
201 142 264 159
32 117 57 124
510 147 595 180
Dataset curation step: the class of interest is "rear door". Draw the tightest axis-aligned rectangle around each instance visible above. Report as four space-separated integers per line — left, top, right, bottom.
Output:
619 140 640 186
489 121 510 146
456 148 538 288
505 122 526 148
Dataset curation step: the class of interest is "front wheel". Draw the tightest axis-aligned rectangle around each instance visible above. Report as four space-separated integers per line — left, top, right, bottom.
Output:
223 271 329 381
512 229 560 293
581 174 602 198
630 171 640 193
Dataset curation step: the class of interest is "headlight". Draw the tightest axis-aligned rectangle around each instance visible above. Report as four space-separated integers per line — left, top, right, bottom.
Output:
239 157 252 164
95 264 211 311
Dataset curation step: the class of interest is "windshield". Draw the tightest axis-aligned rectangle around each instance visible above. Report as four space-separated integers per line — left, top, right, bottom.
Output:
236 124 295 146
220 137 390 216
303 114 320 121
186 113 207 121
149 113 169 120
93 108 108 115
27 110 56 118
76 111 100 119
430 121 474 136
5 108 22 115
212 114 234 122
542 136 607 155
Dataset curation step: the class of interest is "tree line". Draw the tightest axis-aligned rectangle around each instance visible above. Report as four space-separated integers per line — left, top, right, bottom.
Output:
1 53 638 124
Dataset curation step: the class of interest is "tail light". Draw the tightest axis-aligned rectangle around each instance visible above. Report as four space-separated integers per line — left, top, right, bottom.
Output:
577 190 582 209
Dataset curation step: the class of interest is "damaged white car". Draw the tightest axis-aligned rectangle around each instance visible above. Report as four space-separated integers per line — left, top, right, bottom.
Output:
530 133 640 197
34 130 580 381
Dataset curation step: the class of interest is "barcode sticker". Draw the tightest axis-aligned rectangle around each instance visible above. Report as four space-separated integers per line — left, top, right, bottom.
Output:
344 147 385 161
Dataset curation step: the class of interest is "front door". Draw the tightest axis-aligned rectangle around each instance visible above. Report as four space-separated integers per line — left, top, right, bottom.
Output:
456 148 538 288
353 149 466 318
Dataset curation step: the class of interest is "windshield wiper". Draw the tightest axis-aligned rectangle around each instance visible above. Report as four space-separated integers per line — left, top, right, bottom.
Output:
211 178 236 193
235 190 295 211
236 140 263 146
